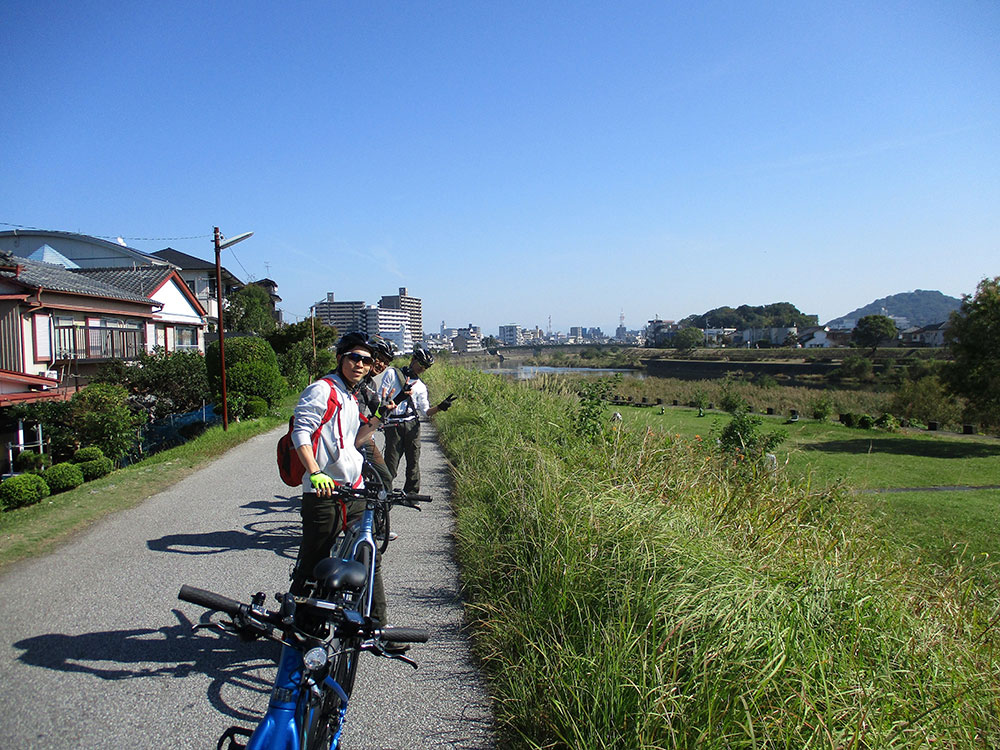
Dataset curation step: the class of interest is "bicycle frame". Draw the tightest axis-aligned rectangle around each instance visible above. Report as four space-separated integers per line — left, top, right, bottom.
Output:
336 500 379 619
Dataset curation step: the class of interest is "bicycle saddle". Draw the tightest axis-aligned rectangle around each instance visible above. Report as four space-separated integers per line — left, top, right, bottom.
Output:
312 558 368 591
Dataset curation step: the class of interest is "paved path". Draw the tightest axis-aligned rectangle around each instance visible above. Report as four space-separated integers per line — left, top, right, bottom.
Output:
0 422 494 749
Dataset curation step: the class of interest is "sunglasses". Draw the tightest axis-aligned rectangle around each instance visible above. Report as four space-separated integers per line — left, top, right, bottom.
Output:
343 352 374 366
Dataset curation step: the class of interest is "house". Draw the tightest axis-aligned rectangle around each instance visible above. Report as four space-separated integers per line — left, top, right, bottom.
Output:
798 327 853 348
251 278 283 326
901 321 949 347
0 229 173 269
71 266 207 353
1 251 159 385
151 247 244 331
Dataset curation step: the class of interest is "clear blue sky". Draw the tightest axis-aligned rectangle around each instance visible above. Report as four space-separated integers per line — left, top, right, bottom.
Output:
3 1 997 334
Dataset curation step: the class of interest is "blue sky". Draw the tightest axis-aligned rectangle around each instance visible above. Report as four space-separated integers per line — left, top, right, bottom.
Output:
3 1 997 334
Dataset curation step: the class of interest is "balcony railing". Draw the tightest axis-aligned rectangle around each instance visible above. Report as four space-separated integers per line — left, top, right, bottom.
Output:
53 326 145 361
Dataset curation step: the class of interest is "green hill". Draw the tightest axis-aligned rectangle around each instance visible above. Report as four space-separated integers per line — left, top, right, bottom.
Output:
828 290 960 329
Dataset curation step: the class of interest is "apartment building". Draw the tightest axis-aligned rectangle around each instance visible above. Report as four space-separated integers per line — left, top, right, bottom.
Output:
379 287 422 342
360 305 413 353
312 292 364 333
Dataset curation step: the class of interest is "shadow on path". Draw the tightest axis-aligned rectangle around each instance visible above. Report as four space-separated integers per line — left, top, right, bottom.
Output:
13 609 279 723
146 495 300 559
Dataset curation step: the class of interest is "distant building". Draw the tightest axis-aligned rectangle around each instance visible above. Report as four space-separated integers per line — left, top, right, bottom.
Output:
379 287 423 344
452 323 483 353
312 292 364 334
251 278 283 326
645 319 677 347
498 324 523 346
360 305 412 353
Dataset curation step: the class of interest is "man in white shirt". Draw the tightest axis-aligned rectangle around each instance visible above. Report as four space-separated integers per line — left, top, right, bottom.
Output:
379 344 454 494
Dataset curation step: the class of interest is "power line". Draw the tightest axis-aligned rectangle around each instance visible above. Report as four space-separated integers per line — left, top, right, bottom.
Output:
0 221 211 243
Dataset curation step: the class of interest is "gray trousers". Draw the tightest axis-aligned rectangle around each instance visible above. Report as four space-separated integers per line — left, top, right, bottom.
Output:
382 420 421 494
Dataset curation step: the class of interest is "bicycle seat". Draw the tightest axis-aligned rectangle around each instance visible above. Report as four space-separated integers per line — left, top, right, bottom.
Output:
312 558 368 591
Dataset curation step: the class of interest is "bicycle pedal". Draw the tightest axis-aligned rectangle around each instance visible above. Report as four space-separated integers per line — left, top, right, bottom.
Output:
217 725 253 750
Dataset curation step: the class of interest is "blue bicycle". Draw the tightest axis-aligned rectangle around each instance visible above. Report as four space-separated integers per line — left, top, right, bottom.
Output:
178 485 431 750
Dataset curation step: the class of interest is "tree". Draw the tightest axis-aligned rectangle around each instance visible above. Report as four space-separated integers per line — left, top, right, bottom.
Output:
942 276 1000 426
673 327 704 350
93 348 210 420
224 284 276 335
851 315 897 354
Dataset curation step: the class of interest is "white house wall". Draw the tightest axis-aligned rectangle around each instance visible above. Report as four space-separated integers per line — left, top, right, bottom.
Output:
151 278 204 326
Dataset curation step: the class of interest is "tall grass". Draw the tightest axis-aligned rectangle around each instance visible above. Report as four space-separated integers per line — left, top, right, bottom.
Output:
537 373 894 421
426 365 999 749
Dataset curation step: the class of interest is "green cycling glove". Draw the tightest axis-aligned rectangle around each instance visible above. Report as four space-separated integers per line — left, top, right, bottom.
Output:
310 471 337 492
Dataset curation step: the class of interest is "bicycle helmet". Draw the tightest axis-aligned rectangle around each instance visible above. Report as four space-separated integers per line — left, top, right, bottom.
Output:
411 344 435 368
370 336 396 363
336 331 375 357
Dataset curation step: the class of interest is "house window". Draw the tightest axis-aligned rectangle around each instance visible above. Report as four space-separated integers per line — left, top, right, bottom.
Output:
175 326 199 351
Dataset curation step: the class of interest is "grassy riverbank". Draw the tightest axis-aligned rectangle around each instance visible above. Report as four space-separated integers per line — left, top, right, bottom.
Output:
426 365 999 749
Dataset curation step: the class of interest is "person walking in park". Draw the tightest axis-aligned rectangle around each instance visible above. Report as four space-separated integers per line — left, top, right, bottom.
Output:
380 344 455 494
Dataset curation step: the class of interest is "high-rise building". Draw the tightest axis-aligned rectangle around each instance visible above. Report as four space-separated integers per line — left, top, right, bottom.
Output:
312 292 364 334
360 305 413 353
379 287 423 342
498 324 523 346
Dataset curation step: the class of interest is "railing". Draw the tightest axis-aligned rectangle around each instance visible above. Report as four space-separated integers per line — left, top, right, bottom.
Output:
53 326 145 361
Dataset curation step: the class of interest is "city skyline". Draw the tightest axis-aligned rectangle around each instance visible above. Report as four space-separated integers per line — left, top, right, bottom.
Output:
3 2 996 336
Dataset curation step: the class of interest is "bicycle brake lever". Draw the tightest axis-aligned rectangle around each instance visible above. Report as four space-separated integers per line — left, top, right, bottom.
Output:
388 652 418 669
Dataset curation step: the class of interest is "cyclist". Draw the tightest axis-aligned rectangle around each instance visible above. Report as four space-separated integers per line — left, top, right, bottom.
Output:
290 332 394 632
355 336 396 489
380 344 455 494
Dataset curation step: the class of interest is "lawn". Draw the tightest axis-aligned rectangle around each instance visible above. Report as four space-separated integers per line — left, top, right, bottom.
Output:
617 403 1000 563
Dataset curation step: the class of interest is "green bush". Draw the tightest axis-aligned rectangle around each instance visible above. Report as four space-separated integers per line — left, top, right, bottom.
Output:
244 396 268 419
42 462 85 493
857 413 876 430
69 383 147 461
226 360 287 407
78 457 114 481
810 395 835 421
72 446 105 463
13 450 50 473
875 412 900 432
206 336 279 395
1 473 50 510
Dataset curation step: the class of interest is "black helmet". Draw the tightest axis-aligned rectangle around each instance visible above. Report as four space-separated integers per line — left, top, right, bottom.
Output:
370 336 396 363
412 344 434 368
336 331 375 357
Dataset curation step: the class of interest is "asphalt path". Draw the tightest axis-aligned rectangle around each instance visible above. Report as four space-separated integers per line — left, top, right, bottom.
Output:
0 422 494 749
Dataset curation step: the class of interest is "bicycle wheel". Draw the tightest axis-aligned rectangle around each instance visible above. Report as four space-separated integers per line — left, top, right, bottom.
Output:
299 669 347 750
332 635 362 699
373 503 391 554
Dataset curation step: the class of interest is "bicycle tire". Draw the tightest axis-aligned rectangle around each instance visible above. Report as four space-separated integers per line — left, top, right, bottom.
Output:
299 669 347 750
374 504 390 554
333 636 362 699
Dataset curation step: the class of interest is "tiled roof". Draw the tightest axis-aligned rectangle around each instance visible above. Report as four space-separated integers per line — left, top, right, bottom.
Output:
72 266 175 299
0 250 154 304
152 247 215 270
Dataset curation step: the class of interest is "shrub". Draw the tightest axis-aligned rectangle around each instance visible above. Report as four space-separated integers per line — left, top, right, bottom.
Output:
716 410 786 467
206 336 279 395
857 414 876 430
69 383 147 461
14 450 50 473
72 446 105 463
875 412 900 432
225 360 287 407
94 348 210 420
77 456 114 481
244 396 269 419
42 462 85 493
810 395 835 421
1 473 50 510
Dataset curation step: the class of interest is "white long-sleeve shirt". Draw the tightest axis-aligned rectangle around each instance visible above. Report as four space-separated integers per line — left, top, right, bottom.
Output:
291 373 365 492
378 367 431 425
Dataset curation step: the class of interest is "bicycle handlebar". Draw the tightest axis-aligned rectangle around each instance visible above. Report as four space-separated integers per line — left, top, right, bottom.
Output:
178 584 247 619
177 585 430 645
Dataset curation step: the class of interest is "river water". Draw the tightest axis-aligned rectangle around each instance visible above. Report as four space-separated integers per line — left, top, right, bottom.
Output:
479 365 646 380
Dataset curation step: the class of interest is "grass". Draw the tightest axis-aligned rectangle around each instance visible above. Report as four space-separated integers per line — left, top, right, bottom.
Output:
426 364 1000 749
0 401 292 572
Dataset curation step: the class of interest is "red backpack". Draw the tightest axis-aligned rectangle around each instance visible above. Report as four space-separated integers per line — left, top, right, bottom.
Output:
277 377 340 487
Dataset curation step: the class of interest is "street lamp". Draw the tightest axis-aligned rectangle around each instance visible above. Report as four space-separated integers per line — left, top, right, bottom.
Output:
214 226 253 430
